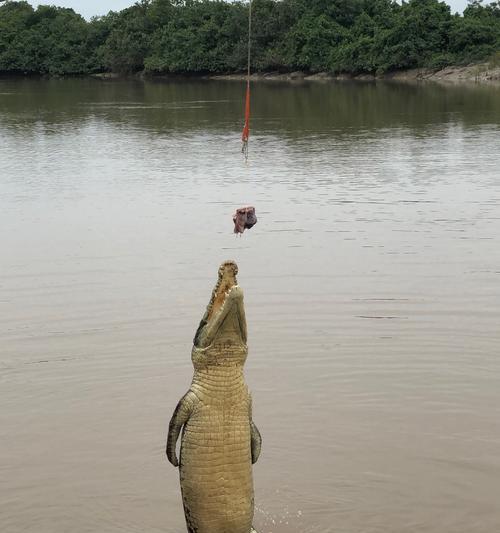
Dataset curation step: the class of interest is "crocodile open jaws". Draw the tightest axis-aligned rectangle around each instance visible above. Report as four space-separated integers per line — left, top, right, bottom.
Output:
166 260 262 533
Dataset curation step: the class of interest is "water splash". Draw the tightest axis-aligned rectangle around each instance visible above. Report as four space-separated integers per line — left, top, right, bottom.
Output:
255 504 326 533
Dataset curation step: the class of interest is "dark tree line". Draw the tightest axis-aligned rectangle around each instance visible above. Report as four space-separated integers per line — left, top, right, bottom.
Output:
0 0 499 76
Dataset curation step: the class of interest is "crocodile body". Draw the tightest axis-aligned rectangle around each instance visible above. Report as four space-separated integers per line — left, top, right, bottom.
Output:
167 261 261 533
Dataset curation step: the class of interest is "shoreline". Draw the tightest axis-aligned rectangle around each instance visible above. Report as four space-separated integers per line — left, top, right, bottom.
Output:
3 62 499 86
88 62 500 86
204 63 500 85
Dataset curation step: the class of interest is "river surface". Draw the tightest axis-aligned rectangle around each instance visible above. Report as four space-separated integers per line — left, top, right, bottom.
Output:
1 78 500 533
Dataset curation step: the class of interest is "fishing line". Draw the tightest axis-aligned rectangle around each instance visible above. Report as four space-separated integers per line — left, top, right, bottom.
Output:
241 0 252 161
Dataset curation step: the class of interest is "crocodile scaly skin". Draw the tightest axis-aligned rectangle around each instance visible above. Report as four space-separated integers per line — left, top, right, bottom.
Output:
167 261 261 533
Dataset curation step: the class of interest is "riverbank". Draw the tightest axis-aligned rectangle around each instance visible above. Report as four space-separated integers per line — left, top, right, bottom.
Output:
87 62 500 86
3 60 499 90
206 62 500 85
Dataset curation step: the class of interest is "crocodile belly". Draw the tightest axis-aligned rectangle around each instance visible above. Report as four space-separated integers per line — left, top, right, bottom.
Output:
179 405 254 533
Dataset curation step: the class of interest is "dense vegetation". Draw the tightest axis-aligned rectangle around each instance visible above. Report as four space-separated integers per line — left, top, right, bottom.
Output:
0 0 499 76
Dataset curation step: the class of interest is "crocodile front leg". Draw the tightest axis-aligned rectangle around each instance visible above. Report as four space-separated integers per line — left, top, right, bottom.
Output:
249 396 262 465
250 421 262 464
166 391 197 467
249 401 261 533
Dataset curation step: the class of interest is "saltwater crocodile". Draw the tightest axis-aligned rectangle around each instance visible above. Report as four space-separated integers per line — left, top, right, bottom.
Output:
166 260 262 533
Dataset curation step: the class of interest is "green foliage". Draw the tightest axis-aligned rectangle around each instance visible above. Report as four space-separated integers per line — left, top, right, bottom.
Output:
449 14 498 62
144 1 245 73
0 0 499 76
0 2 92 74
371 0 453 71
281 14 348 71
94 2 158 74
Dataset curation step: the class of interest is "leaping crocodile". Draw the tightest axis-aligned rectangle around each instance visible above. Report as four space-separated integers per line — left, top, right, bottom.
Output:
166 260 262 533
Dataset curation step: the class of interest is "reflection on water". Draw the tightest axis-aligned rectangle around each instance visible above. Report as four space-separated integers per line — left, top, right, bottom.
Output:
1 78 500 533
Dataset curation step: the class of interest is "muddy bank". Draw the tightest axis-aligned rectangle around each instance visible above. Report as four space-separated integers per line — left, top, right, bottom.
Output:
87 62 500 86
388 63 500 84
207 63 500 85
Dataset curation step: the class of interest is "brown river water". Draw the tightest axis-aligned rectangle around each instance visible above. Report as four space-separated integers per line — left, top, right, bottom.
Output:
1 78 500 533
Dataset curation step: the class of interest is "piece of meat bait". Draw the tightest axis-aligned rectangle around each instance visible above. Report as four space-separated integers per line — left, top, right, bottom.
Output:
233 206 257 234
